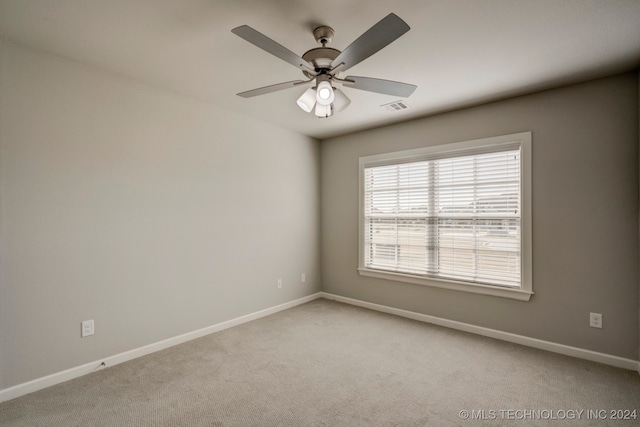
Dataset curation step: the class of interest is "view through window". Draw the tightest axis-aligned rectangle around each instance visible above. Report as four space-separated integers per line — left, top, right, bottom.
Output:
359 132 531 299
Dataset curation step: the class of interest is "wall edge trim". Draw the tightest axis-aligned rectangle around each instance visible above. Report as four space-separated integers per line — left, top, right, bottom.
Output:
0 292 323 403
320 292 640 371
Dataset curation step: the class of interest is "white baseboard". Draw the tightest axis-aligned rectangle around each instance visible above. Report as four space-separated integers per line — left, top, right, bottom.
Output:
2 290 637 403
0 292 323 403
320 292 640 373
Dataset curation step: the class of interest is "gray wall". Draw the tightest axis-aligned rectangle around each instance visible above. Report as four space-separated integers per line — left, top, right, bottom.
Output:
321 72 639 360
0 40 321 389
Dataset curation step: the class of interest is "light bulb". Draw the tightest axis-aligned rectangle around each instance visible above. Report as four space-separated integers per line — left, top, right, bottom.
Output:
316 81 335 106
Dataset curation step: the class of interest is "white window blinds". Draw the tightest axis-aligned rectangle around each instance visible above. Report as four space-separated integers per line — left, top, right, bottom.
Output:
363 145 522 288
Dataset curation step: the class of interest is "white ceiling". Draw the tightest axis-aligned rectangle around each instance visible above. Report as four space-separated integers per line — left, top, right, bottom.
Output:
1 0 639 140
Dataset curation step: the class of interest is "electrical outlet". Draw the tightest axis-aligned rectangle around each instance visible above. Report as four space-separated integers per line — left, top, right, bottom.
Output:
81 319 95 337
301 273 306 283
589 312 602 329
277 279 282 289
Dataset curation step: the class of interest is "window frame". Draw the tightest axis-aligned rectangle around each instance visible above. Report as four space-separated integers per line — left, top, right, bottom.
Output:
358 132 532 301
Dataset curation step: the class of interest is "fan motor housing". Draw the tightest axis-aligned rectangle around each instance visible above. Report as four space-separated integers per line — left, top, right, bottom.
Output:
301 47 341 78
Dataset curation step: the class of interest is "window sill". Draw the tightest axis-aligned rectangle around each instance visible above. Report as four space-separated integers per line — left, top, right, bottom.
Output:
357 268 533 301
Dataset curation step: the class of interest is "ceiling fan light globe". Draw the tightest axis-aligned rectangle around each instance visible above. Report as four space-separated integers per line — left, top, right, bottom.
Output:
314 103 332 118
332 89 351 112
316 81 335 105
296 88 316 113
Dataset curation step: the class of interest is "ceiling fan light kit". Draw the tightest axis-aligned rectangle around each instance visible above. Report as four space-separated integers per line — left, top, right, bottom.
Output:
232 13 417 118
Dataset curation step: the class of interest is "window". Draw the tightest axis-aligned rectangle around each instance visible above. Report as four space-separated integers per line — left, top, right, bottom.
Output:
358 132 532 301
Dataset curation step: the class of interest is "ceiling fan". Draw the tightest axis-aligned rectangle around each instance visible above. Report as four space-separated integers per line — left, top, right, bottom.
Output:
231 13 417 118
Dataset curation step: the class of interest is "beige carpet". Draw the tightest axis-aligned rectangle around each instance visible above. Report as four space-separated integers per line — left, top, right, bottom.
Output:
1 299 639 426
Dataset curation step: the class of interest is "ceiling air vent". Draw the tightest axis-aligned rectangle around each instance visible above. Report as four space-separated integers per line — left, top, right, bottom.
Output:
382 100 410 112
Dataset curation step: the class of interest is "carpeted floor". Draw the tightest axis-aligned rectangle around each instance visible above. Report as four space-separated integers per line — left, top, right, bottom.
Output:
1 299 639 426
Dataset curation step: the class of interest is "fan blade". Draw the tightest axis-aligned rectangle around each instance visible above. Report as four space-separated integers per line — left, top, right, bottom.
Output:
342 76 417 97
237 80 309 98
330 13 410 71
232 25 314 71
